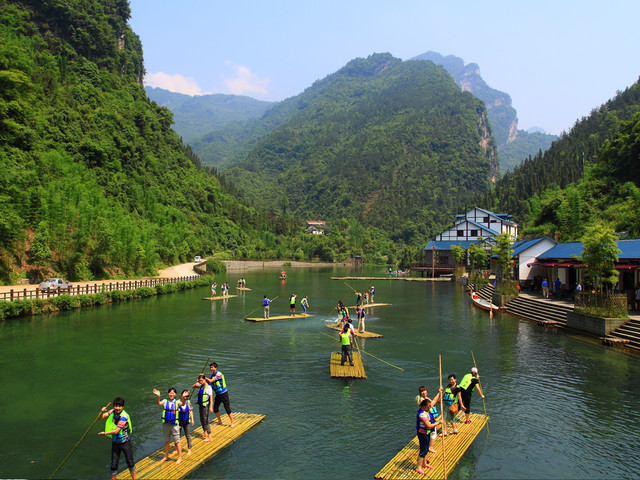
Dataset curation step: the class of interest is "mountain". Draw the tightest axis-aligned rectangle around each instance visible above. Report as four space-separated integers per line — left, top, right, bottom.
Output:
411 51 557 173
144 87 273 144
0 0 300 282
477 79 640 242
225 53 498 239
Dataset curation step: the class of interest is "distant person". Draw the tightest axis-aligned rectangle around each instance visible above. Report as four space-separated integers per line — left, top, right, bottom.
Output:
576 282 582 293
301 296 310 315
289 293 297 315
541 279 549 298
459 367 485 424
635 285 640 311
152 387 183 464
339 324 354 366
280 270 286 279
369 284 375 303
177 389 194 456
211 282 217 297
193 374 213 442
206 362 235 428
355 290 363 306
98 397 136 480
554 278 562 298
415 398 442 473
356 305 366 333
363 290 369 304
263 296 272 319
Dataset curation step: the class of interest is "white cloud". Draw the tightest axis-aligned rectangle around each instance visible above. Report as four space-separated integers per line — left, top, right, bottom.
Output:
144 72 205 96
223 63 269 97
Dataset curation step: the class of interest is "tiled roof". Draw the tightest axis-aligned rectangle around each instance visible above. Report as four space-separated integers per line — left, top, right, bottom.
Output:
511 237 556 256
425 240 479 251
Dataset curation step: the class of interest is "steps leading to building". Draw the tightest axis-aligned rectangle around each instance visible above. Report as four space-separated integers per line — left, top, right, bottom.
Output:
501 294 573 326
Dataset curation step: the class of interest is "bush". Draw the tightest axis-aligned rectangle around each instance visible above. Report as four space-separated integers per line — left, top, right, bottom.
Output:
135 287 156 297
49 294 80 311
206 258 226 274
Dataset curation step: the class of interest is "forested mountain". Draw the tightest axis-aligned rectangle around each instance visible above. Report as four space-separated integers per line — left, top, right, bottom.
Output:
0 0 324 283
477 79 640 242
411 51 557 173
144 86 273 144
225 53 498 241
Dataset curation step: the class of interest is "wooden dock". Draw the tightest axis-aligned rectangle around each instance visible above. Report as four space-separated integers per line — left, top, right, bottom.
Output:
330 352 367 378
245 313 313 322
325 324 383 338
349 302 391 309
374 412 489 479
202 295 238 300
115 412 264 479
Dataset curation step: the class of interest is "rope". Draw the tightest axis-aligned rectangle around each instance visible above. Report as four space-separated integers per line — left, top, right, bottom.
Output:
319 330 404 371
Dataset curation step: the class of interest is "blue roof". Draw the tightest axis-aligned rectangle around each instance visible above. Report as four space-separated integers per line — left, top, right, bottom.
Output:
425 240 478 251
617 239 640 259
537 242 583 259
511 237 556 256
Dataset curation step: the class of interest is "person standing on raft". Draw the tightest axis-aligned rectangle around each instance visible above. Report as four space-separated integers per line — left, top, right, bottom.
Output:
442 374 466 435
98 397 136 480
339 324 355 366
153 387 183 465
289 293 297 315
263 296 272 319
177 389 194 456
416 398 442 473
193 374 213 442
301 296 310 315
459 367 485 424
206 362 236 428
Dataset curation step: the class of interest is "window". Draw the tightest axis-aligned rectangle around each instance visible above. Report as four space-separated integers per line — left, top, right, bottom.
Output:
470 229 478 237
457 230 464 237
483 216 489 223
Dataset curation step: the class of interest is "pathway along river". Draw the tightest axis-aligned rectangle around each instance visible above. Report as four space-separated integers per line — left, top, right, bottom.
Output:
1 266 639 479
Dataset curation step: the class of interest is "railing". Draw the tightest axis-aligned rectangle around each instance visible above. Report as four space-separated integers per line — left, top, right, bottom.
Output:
0 276 200 302
409 263 455 272
574 291 628 318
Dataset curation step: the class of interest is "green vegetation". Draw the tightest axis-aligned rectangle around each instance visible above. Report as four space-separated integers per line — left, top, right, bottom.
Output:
1 0 408 285
226 53 498 244
0 275 215 321
498 130 558 173
481 80 640 242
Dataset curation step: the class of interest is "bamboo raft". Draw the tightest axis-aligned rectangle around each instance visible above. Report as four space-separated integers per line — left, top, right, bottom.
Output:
349 302 391 309
329 351 367 378
236 287 252 291
245 313 313 322
374 412 489 479
115 412 265 479
202 295 238 300
331 276 450 282
325 324 383 338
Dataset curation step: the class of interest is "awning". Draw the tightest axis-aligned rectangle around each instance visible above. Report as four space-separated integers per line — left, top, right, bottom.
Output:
615 264 640 270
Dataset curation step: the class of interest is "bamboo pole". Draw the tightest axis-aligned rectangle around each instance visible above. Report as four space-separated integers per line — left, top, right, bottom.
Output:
49 402 111 479
245 296 278 319
471 350 489 434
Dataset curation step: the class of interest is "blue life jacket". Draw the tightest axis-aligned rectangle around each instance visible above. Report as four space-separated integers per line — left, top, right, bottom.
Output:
211 371 228 395
178 400 191 423
162 399 178 424
197 385 210 406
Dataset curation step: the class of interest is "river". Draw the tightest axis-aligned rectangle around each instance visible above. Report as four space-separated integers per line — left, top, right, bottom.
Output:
1 266 639 479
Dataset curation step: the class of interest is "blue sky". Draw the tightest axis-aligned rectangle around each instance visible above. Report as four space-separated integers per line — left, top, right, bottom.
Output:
129 0 640 135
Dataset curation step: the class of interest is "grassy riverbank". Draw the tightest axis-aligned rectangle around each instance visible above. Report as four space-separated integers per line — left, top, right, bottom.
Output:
0 275 215 321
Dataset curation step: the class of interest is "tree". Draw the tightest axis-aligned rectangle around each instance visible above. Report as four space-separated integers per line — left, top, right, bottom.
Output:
450 245 466 265
575 225 620 292
492 233 514 284
467 243 488 271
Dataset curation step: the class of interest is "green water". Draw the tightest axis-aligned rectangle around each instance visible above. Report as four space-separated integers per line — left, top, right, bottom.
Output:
1 266 639 479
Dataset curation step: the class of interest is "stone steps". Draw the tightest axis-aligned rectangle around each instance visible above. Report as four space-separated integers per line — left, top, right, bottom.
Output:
501 295 573 326
611 319 640 348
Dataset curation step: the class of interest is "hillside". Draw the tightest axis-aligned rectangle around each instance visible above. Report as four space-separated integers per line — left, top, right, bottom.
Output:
411 51 557 173
0 0 296 283
145 86 273 144
226 53 498 240
477 79 640 242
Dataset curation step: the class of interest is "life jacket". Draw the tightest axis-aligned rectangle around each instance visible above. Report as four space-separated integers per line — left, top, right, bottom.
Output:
263 298 269 306
178 400 191 423
197 384 210 406
211 371 228 395
340 331 351 346
459 373 476 391
105 409 132 442
443 385 456 405
162 399 178 424
416 408 431 434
